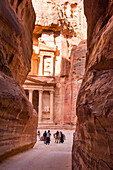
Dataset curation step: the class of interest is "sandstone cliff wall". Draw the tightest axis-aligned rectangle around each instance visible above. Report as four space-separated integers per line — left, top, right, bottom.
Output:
0 0 38 161
54 40 87 125
72 0 113 169
71 40 87 125
64 40 87 125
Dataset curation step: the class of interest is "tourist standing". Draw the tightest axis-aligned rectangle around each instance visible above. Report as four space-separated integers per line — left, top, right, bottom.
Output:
60 131 64 143
43 131 47 144
37 130 40 139
55 131 59 143
46 130 51 145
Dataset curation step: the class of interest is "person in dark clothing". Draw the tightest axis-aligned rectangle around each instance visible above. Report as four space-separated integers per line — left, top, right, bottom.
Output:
46 130 51 145
60 132 64 143
55 131 59 143
56 131 59 137
43 131 47 144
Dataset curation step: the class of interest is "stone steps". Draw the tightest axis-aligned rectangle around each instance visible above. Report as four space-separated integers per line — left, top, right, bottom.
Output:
38 124 75 130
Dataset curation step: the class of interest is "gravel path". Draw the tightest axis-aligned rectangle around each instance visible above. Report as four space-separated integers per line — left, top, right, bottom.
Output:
0 130 74 170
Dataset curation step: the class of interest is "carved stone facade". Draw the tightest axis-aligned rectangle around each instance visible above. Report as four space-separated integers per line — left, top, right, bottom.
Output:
23 37 56 125
23 0 87 127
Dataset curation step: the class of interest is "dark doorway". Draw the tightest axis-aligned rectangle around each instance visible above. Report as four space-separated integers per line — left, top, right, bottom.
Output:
32 90 39 113
25 90 29 99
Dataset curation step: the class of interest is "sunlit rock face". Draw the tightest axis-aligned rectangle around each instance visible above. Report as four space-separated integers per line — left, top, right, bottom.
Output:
32 0 87 41
0 0 38 161
72 0 113 169
32 0 87 126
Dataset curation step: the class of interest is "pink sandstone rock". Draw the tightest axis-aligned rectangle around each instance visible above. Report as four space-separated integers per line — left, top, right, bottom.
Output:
30 0 87 126
54 40 87 125
72 0 113 169
0 0 38 161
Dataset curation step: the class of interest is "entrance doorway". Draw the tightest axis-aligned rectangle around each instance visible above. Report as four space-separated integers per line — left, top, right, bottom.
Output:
33 90 39 113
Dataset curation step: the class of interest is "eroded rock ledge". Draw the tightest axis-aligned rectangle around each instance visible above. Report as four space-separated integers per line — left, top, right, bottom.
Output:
72 0 113 169
0 0 37 161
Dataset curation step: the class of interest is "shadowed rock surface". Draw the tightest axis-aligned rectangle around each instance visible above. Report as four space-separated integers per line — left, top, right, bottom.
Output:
72 0 113 169
0 0 38 161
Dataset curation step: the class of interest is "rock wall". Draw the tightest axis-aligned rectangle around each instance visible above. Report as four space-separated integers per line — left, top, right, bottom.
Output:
71 40 87 124
0 0 38 161
54 40 87 125
64 40 87 125
72 0 113 169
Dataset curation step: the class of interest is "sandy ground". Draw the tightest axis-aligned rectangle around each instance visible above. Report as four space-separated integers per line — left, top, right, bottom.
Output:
0 130 74 170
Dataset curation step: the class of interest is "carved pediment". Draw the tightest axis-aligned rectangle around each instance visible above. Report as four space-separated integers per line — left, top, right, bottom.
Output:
24 76 55 86
39 42 56 52
24 76 45 85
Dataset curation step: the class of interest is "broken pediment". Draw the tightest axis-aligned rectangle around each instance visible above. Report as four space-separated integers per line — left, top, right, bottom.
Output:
39 42 56 52
24 76 45 85
24 76 55 86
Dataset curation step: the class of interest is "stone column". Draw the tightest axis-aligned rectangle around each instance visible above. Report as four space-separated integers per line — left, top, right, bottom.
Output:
51 56 54 76
50 91 54 122
39 56 43 76
38 90 43 122
29 90 33 104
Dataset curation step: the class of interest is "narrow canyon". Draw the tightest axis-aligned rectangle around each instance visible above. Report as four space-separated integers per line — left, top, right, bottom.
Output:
0 0 113 169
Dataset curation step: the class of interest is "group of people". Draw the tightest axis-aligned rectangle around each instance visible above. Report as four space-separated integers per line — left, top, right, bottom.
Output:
54 131 64 143
43 130 51 144
37 130 65 144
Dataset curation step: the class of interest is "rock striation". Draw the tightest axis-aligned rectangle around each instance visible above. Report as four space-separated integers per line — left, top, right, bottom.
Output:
0 0 38 161
72 0 113 169
71 40 87 124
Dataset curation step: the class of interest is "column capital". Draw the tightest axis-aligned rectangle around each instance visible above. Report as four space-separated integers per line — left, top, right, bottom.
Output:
29 89 33 93
49 91 54 94
39 90 43 94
